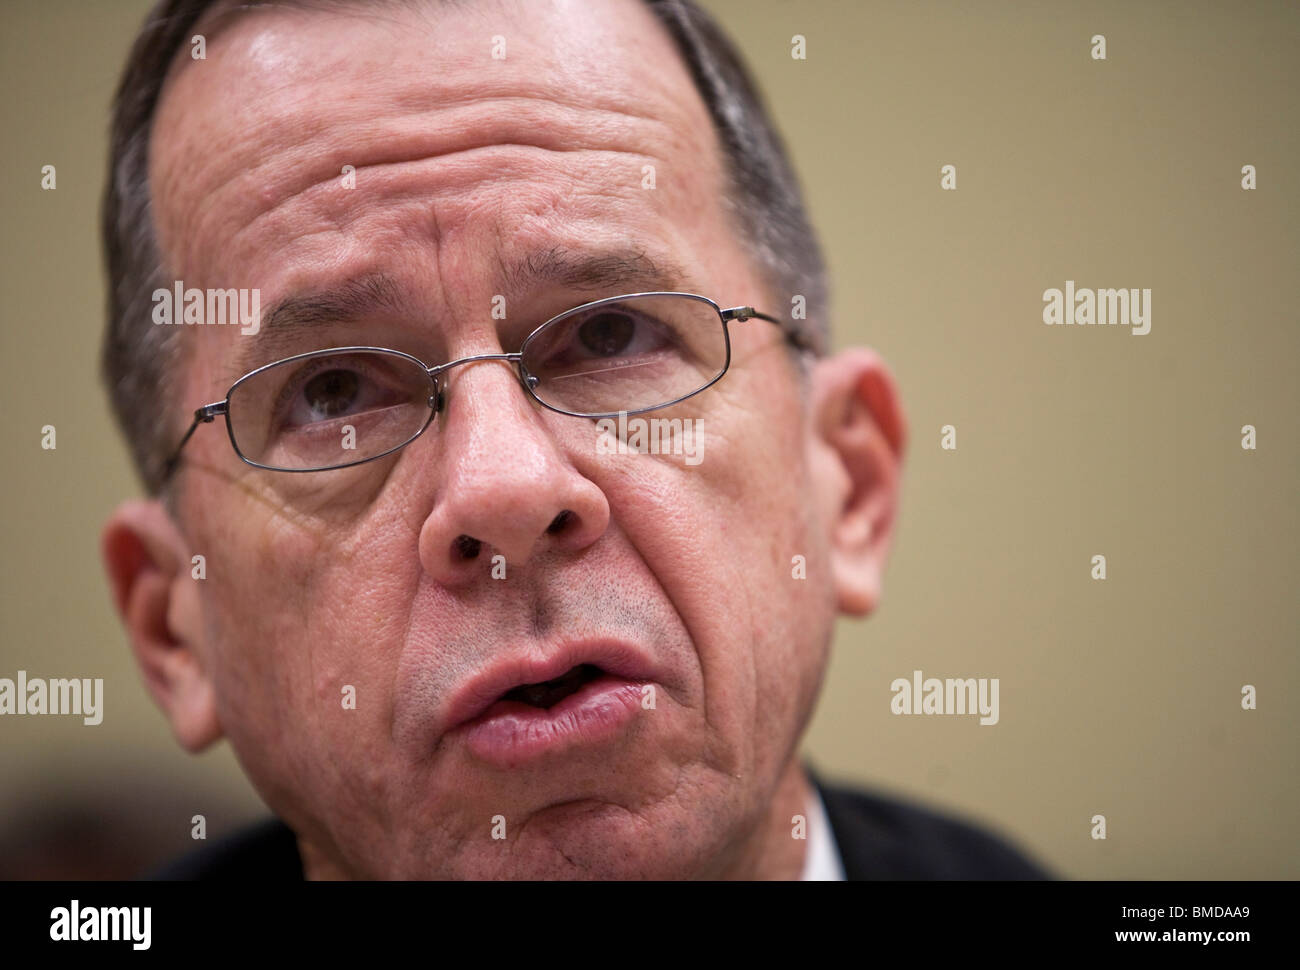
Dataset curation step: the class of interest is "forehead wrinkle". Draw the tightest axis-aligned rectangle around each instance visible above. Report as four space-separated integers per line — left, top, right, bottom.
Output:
170 94 690 281
152 0 722 280
239 165 656 298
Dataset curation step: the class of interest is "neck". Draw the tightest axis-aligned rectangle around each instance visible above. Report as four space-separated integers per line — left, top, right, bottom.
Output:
711 756 815 880
297 832 349 880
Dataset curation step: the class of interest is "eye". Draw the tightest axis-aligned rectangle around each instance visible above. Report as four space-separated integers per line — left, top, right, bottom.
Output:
228 349 437 469
530 307 673 373
301 369 361 419
273 358 411 431
517 294 729 417
576 311 637 357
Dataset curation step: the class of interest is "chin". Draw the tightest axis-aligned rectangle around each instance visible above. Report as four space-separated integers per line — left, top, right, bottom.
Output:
442 800 706 881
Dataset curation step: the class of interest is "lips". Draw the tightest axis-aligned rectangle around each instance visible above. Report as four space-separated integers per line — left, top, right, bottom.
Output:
441 641 658 766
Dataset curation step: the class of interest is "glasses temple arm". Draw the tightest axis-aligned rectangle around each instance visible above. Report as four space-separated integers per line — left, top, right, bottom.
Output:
160 402 227 482
724 307 818 354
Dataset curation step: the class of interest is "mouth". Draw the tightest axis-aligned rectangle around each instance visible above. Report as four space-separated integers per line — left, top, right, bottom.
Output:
498 663 604 708
443 644 657 767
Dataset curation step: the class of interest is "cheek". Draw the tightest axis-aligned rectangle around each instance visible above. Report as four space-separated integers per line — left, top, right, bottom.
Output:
709 406 827 735
193 494 421 783
595 380 824 765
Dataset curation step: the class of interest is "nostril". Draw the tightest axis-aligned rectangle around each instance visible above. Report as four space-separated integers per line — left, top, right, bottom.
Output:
547 510 573 535
453 534 482 560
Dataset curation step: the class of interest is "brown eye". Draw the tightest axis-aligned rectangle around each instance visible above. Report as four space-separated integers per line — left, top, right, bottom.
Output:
577 312 636 357
302 369 361 419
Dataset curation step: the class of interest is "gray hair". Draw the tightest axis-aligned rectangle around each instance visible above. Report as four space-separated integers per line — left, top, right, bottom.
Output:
101 0 830 495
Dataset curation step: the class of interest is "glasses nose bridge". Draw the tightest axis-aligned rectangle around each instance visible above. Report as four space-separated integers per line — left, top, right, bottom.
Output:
427 350 523 379
427 351 530 411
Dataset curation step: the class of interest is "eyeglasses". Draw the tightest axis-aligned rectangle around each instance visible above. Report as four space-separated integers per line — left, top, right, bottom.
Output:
162 291 793 479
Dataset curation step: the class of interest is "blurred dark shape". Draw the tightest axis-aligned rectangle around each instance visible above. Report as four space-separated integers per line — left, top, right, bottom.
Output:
0 773 261 880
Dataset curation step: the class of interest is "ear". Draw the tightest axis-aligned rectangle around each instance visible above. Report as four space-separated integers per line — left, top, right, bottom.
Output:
101 499 222 751
807 348 907 616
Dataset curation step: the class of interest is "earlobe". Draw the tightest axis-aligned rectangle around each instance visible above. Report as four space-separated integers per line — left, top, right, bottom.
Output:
101 499 222 751
809 349 907 617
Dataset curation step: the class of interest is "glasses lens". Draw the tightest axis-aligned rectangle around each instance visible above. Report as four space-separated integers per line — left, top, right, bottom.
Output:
228 349 434 470
520 294 727 416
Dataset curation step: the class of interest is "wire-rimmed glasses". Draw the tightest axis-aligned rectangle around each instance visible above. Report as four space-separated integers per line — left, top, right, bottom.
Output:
162 291 788 478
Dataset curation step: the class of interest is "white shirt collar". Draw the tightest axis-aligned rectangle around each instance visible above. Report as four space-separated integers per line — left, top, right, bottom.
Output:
800 783 846 880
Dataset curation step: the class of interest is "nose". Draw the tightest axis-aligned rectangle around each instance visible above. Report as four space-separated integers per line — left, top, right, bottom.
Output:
416 358 609 586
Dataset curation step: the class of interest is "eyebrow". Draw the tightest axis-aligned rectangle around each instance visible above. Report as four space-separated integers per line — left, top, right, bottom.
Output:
232 272 409 376
233 245 696 377
504 245 693 297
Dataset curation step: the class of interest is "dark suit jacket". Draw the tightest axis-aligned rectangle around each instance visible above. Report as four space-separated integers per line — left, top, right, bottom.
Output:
150 766 1050 880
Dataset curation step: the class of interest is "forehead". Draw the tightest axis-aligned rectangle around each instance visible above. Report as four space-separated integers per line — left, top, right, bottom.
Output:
149 0 737 342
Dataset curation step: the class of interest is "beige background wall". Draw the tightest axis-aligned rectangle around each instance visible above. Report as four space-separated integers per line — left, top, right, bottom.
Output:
0 0 1295 878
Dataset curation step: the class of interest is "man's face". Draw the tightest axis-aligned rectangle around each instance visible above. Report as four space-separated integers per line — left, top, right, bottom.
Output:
148 0 841 878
